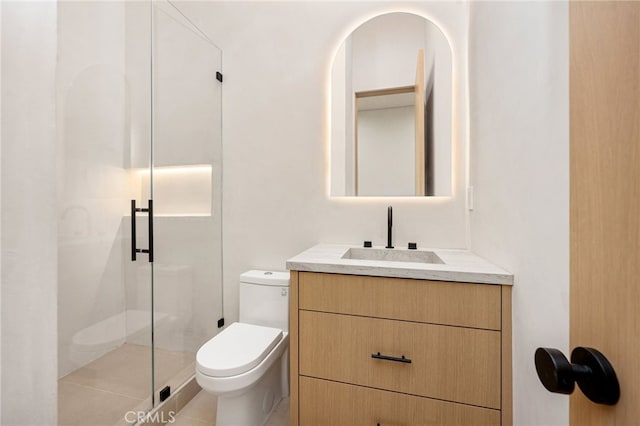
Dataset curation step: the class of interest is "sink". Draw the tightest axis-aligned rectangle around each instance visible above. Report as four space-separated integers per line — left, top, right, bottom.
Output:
341 247 444 264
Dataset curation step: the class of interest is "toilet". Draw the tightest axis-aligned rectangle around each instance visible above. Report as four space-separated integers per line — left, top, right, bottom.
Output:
196 270 290 426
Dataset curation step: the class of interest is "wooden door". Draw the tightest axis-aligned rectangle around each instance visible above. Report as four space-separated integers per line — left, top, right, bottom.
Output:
570 2 640 424
415 49 425 196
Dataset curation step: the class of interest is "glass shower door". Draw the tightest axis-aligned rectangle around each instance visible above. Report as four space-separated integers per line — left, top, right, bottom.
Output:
56 2 222 423
57 1 156 425
150 1 224 403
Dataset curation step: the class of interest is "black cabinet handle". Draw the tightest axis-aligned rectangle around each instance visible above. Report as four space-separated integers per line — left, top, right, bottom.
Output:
371 352 412 364
131 199 154 263
535 347 619 405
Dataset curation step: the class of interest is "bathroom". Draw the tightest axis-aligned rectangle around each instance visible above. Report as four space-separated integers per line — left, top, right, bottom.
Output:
1 1 636 425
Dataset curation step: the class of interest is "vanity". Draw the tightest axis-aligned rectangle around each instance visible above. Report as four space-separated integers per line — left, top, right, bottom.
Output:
287 244 513 426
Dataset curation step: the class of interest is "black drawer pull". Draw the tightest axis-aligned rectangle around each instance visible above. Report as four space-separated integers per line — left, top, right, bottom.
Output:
371 352 412 364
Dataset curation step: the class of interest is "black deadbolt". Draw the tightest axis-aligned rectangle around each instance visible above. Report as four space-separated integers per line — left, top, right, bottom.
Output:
534 346 620 405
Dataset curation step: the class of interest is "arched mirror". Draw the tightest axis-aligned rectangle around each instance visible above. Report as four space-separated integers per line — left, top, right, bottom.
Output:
330 12 453 197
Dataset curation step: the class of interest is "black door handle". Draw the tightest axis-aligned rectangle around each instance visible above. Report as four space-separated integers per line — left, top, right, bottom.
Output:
131 199 154 262
534 346 619 405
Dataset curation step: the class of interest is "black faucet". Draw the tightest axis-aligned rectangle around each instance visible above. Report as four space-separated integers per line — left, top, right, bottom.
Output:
386 206 394 249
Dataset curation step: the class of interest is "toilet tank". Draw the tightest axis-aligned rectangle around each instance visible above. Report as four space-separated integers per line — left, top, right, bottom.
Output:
239 270 290 332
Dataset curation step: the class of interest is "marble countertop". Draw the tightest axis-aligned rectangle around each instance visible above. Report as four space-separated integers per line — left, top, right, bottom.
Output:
286 244 513 285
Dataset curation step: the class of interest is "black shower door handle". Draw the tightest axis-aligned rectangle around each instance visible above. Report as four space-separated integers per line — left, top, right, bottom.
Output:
131 199 154 262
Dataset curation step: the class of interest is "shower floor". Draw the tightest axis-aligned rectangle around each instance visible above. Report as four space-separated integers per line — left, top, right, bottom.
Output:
58 343 195 426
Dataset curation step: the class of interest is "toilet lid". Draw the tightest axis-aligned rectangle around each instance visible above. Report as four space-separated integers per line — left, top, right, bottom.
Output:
196 322 283 377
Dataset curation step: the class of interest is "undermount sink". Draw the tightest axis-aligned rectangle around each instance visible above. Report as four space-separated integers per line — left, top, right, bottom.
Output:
341 247 445 264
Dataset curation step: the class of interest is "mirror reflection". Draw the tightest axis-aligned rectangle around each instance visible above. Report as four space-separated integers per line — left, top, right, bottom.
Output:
330 12 453 196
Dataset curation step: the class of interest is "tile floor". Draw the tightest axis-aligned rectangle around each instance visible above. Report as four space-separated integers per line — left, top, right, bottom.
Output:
59 344 195 426
171 391 290 426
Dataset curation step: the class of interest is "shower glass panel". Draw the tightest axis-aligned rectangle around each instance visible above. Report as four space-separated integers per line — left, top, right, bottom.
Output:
57 1 222 423
150 1 224 402
57 1 154 424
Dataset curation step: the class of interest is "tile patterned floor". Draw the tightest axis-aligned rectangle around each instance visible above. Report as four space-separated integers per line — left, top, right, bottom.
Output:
171 391 290 426
58 344 195 426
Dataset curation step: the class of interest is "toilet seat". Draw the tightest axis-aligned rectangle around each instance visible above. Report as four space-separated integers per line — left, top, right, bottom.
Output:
196 322 283 377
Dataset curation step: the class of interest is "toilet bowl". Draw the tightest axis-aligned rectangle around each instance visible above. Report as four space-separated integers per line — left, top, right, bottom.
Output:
196 270 290 426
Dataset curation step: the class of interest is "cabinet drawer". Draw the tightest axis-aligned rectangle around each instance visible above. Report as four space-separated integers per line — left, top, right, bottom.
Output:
298 272 501 329
299 376 500 426
299 310 501 409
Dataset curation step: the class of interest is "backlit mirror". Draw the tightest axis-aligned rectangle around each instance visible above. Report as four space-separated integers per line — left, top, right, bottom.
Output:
330 12 453 196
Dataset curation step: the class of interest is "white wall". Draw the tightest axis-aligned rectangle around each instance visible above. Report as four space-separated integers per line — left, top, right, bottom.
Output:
468 2 569 425
177 0 470 329
1 2 58 424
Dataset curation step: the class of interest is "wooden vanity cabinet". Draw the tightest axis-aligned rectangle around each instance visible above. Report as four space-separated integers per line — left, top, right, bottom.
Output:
289 271 512 426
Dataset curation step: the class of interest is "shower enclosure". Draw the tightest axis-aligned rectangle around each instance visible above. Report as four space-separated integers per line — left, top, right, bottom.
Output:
56 2 223 424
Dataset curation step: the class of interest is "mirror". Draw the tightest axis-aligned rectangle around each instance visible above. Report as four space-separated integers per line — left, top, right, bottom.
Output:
330 12 453 196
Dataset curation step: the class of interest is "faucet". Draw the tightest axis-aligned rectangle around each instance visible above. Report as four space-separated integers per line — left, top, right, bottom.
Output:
386 206 394 249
